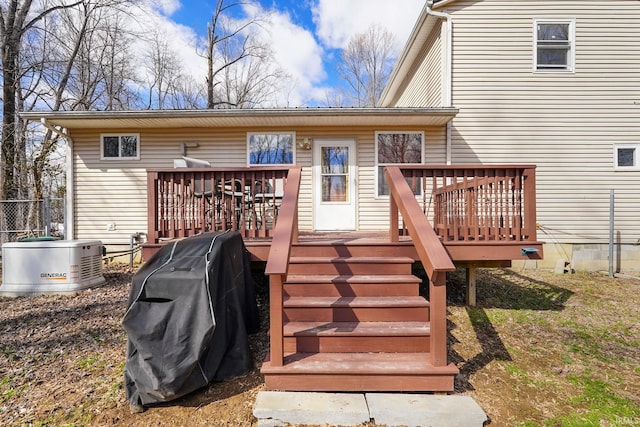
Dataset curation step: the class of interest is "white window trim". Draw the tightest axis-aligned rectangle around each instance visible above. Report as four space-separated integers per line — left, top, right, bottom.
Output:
375 131 425 199
247 132 296 166
614 144 639 170
533 18 575 73
100 133 140 160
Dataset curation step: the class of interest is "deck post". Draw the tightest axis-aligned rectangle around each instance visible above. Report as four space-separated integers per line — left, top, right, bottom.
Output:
389 192 399 242
269 274 284 367
430 274 448 367
466 267 477 307
293 207 299 244
147 171 159 243
523 167 537 241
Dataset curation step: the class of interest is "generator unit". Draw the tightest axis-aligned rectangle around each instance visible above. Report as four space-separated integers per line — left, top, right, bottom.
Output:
1 240 105 296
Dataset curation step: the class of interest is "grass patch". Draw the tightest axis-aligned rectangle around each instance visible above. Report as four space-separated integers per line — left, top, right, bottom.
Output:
543 376 640 426
504 363 528 378
76 354 99 370
447 269 640 426
2 347 18 362
0 379 27 405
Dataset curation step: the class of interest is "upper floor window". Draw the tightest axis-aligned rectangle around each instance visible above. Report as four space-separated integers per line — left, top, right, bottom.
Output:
534 19 575 72
101 134 139 160
614 144 639 170
248 132 295 166
375 131 424 197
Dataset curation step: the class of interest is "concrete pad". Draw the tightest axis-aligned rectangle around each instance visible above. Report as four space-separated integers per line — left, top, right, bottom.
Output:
366 393 488 427
253 391 370 427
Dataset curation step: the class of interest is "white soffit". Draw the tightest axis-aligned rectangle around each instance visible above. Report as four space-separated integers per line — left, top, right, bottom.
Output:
21 108 458 130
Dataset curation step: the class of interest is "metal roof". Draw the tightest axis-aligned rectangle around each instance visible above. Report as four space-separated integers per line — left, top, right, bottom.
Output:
20 107 458 130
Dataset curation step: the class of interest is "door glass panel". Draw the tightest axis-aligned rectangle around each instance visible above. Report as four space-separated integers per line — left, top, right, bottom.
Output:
321 146 348 202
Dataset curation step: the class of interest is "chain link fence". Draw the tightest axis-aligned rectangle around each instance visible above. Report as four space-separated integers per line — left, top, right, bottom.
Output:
0 198 65 246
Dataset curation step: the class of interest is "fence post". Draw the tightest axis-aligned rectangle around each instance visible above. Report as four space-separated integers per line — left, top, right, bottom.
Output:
609 189 615 278
44 198 51 237
63 197 67 240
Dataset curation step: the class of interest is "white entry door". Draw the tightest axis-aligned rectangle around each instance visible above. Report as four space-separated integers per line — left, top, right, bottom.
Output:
313 139 357 231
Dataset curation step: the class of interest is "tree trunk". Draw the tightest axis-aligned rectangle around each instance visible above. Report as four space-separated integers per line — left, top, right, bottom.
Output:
2 39 19 240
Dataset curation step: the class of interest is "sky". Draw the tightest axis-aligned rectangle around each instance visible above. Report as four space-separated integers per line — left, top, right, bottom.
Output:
136 0 425 107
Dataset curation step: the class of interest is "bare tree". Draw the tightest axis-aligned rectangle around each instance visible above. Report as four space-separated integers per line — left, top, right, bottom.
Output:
25 2 138 200
143 31 179 109
168 77 206 109
97 10 139 110
203 0 280 109
0 0 91 239
337 24 395 107
1 1 77 198
142 30 205 109
218 35 286 108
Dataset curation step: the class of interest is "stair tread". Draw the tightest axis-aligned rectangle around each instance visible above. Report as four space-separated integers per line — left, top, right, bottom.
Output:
285 274 421 284
262 352 458 375
284 296 429 308
290 256 415 264
284 321 430 336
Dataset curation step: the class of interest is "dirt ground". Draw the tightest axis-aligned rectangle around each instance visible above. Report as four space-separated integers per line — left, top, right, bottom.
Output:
1 265 639 426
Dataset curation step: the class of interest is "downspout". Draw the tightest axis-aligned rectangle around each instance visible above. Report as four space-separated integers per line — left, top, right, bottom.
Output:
426 1 453 164
41 118 74 240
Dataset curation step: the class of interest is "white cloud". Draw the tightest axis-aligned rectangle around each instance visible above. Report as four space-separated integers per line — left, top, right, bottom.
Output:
147 0 182 16
262 11 326 105
241 3 327 106
313 0 425 50
126 0 427 107
128 1 207 86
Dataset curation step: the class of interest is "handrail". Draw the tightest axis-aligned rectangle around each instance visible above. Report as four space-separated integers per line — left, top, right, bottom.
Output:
264 166 301 367
386 166 455 283
386 166 454 367
265 166 301 276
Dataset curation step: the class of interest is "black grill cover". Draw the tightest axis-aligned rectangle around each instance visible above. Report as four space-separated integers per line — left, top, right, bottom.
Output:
122 231 258 406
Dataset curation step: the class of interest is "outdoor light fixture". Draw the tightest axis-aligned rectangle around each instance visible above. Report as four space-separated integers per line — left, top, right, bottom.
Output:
297 138 312 150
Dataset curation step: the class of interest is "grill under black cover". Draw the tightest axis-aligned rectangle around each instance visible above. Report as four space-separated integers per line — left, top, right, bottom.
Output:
122 231 258 406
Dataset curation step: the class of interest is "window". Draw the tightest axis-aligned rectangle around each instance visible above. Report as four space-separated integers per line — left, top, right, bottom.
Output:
534 19 574 72
375 131 424 197
248 132 295 166
101 134 139 160
614 144 639 170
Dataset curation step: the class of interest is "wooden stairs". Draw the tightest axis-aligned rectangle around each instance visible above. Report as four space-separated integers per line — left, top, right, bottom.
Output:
261 240 458 392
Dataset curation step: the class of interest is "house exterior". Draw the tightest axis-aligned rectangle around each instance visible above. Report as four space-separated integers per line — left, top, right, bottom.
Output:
21 1 589 390
22 108 458 250
23 107 510 391
380 0 640 272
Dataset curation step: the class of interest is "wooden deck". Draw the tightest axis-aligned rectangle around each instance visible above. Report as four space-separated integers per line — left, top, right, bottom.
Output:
144 164 542 265
143 165 543 392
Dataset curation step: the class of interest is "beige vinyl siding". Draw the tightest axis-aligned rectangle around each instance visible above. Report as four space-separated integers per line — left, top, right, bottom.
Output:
294 131 314 232
71 126 447 243
394 20 443 107
72 128 261 245
392 0 640 245
359 126 448 230
73 130 147 245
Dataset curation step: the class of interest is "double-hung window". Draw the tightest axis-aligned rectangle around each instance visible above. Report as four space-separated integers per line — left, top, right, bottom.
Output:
101 134 140 160
375 131 424 197
247 132 295 166
534 19 575 72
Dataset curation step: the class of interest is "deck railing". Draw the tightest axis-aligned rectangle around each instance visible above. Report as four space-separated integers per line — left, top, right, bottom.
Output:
386 166 455 367
398 165 537 243
147 167 290 242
